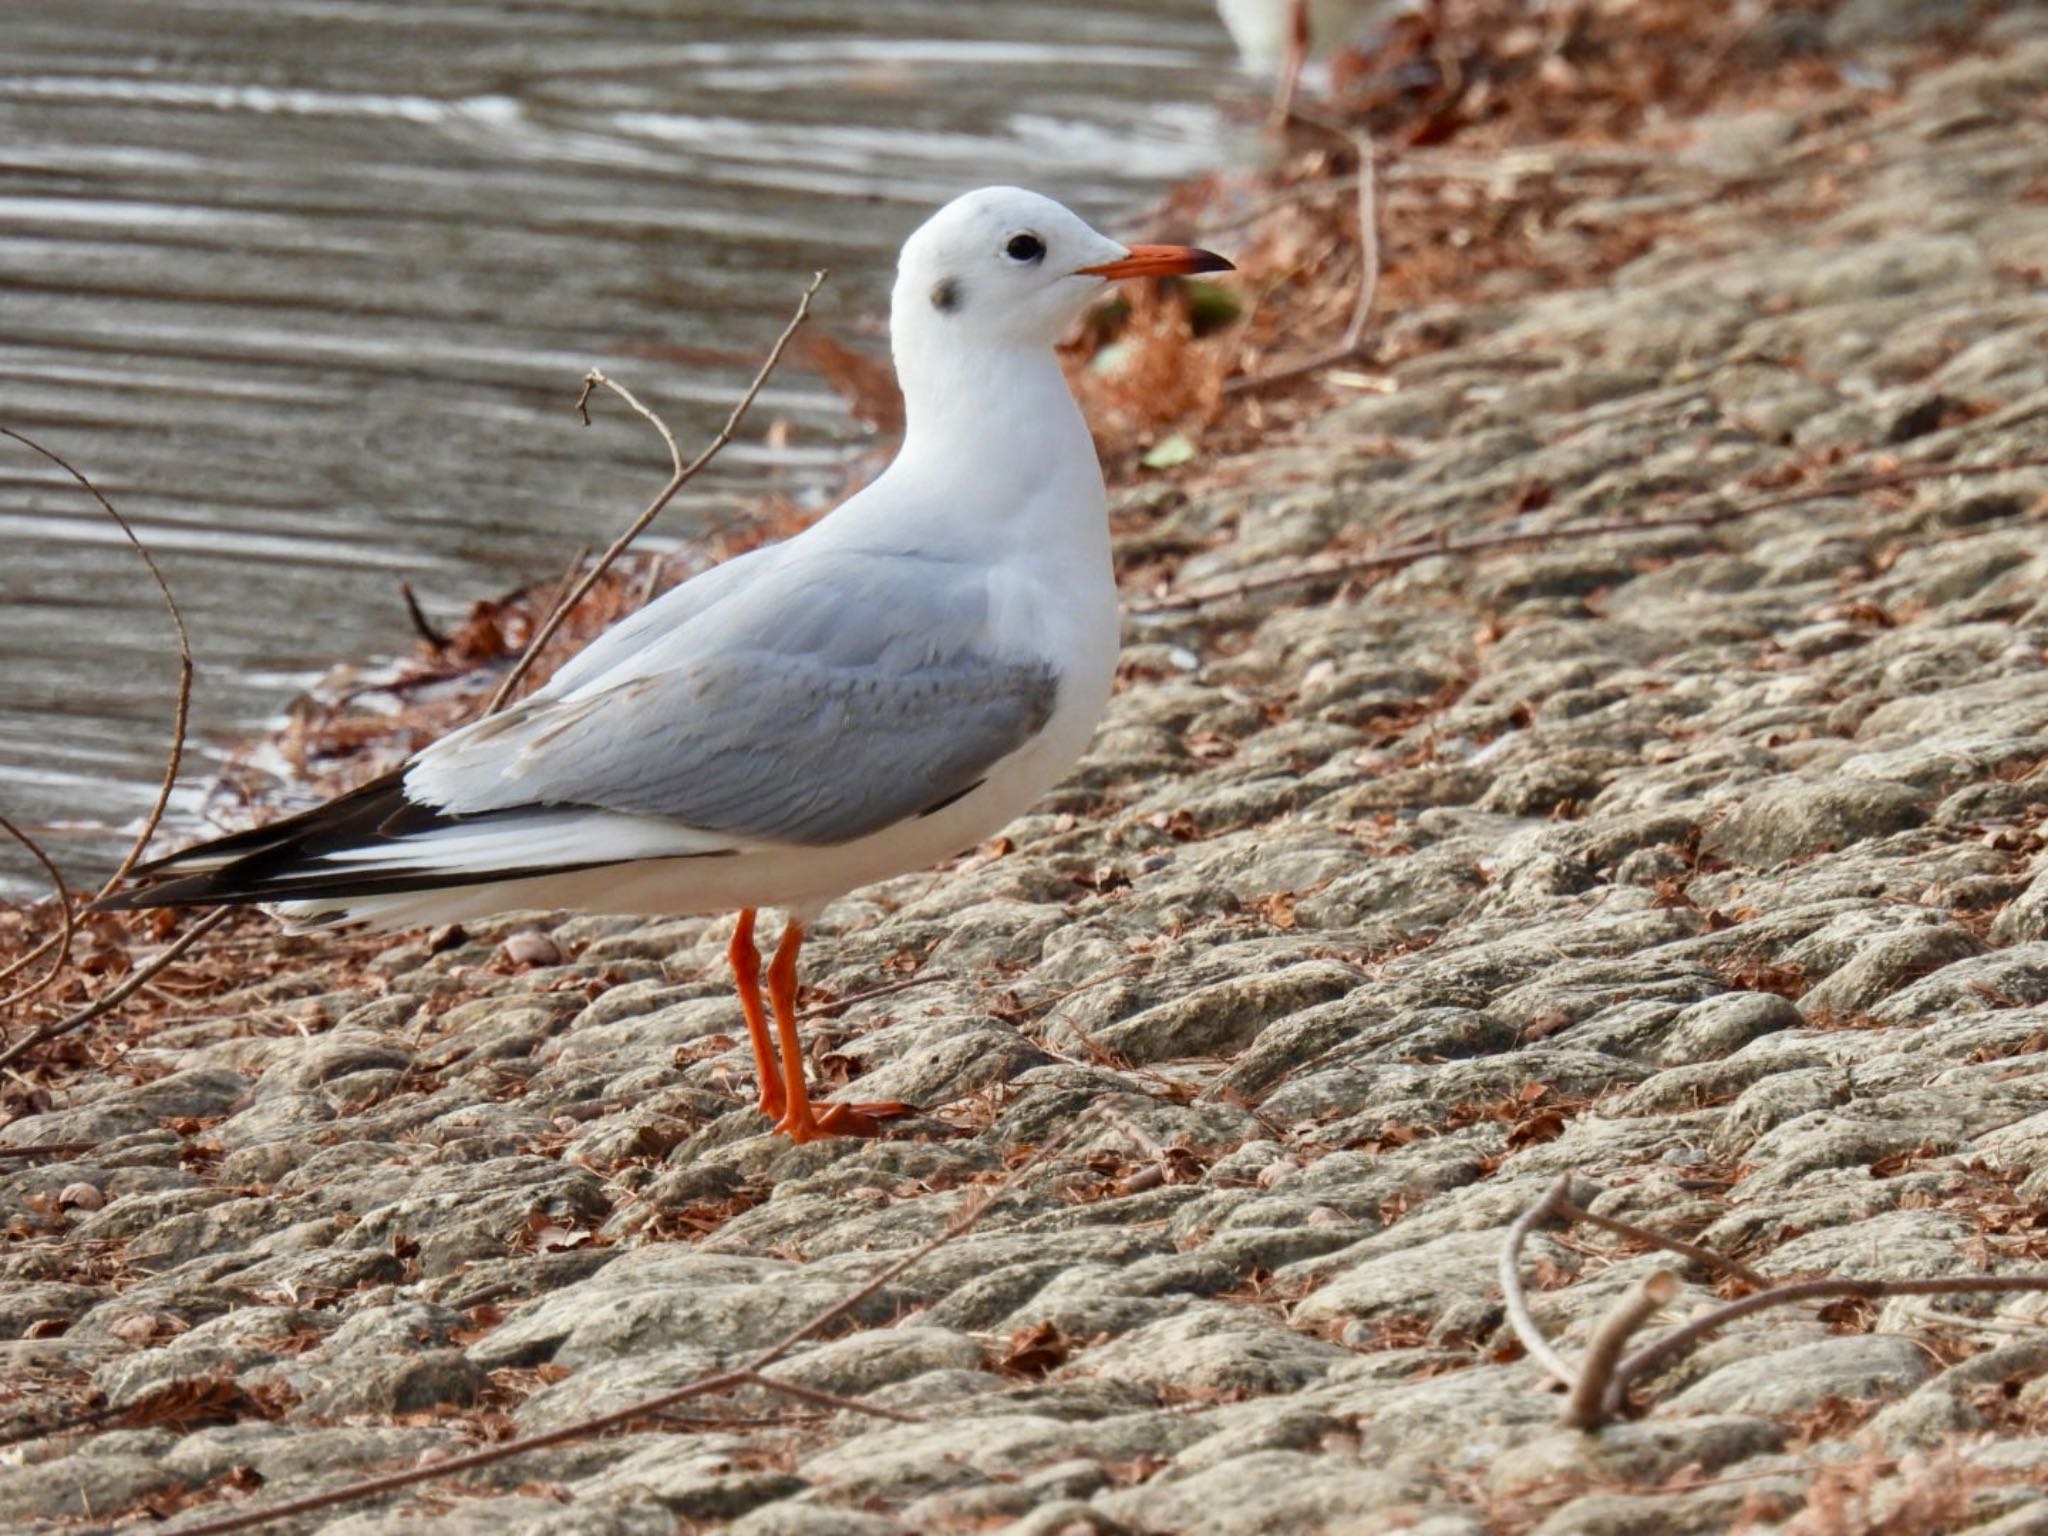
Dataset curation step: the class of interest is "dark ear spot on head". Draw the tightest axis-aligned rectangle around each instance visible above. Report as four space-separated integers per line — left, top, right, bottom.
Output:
930 277 961 315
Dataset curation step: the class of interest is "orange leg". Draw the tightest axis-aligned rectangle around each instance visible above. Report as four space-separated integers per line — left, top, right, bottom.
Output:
727 909 785 1122
765 919 911 1143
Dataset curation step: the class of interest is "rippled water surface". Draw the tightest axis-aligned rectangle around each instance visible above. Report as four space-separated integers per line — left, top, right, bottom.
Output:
0 0 1245 892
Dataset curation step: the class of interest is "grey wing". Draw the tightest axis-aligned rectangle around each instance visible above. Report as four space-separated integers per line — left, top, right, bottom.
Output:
409 549 1059 847
537 543 778 699
519 647 1057 844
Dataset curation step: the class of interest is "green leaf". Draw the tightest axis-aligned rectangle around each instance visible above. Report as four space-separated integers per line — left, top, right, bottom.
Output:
1142 433 1198 470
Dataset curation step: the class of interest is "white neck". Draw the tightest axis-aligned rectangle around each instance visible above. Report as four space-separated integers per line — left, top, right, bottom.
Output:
897 328 1092 472
856 320 1107 566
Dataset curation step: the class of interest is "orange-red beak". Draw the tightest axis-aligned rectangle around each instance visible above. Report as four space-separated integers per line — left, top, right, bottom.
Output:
1077 243 1235 280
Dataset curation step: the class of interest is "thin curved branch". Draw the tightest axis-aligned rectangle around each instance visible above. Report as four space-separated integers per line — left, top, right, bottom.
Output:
1499 1172 1579 1388
0 427 194 891
1564 1270 1677 1431
0 909 227 1073
1225 117 1380 396
1605 1272 2048 1420
730 1369 922 1424
0 929 63 992
0 815 74 1017
484 269 828 716
1556 1194 1770 1292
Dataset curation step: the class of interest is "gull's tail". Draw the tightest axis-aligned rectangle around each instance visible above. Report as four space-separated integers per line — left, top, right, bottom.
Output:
89 770 709 932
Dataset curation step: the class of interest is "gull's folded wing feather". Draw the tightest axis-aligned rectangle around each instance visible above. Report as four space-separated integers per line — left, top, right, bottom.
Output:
538 543 776 699
405 546 1059 847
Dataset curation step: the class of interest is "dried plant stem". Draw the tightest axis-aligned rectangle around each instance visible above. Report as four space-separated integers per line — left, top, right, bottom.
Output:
0 815 74 1017
0 1141 100 1161
1139 452 2048 614
1563 1270 1678 1431
1605 1273 2048 1422
728 1370 922 1424
483 269 828 716
399 580 449 650
1555 1195 1770 1292
1501 1174 2048 1430
0 930 63 992
149 1117 1082 1536
1226 120 1381 396
795 970 948 1024
0 909 228 1074
1500 1173 1579 1388
1099 1102 1170 1162
0 427 194 891
1339 129 1381 355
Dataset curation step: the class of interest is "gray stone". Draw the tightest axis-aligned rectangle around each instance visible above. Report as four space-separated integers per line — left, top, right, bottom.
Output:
1702 776 1926 866
1658 1335 1936 1416
295 1348 489 1419
469 1250 904 1370
731 1506 910 1536
1099 1450 1434 1536
1991 864 2048 946
1658 991 1801 1066
0 1452 190 1525
1799 923 1985 1020
1054 961 1360 1065
1829 0 1980 47
1067 1305 1347 1395
1873 943 2048 1023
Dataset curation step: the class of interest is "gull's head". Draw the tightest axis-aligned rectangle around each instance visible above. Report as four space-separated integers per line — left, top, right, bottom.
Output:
892 186 1233 352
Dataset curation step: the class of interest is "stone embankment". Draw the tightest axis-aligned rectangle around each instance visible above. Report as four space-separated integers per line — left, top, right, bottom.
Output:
6 15 2048 1534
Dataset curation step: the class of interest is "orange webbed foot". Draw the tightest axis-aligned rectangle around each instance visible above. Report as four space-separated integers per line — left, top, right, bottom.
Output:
772 1099 914 1143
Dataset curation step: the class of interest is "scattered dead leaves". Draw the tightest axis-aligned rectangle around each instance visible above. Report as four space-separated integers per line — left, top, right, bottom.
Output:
998 1320 1077 1378
1716 958 1811 1000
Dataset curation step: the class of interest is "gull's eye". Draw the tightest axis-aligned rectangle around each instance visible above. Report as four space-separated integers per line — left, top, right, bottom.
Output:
1005 232 1046 264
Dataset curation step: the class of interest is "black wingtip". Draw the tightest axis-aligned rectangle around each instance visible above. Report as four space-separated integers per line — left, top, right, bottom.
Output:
87 769 429 913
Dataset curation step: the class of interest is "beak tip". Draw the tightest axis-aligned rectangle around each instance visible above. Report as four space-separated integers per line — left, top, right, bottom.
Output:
1080 244 1238 280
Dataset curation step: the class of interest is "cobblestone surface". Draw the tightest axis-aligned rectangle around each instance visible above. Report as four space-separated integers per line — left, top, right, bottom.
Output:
6 17 2048 1534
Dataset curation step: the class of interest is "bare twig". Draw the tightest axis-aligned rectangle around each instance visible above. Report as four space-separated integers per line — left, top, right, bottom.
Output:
1605 1273 2048 1422
1556 1194 1770 1292
1502 1176 2048 1429
0 1141 101 1161
490 538 592 696
484 270 828 716
0 909 228 1074
729 1370 922 1424
1563 1270 1678 1431
1226 120 1381 396
141 1116 1082 1536
795 970 949 1024
1137 452 2048 614
1338 131 1381 357
399 581 449 651
0 815 74 1018
1098 1102 1170 1162
0 929 64 992
0 427 194 891
1500 1172 1580 1389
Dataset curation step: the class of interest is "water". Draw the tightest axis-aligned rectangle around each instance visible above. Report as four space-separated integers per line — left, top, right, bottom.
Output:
0 0 1245 895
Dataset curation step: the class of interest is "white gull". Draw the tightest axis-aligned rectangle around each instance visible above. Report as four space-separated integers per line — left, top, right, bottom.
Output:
100 185 1232 1143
